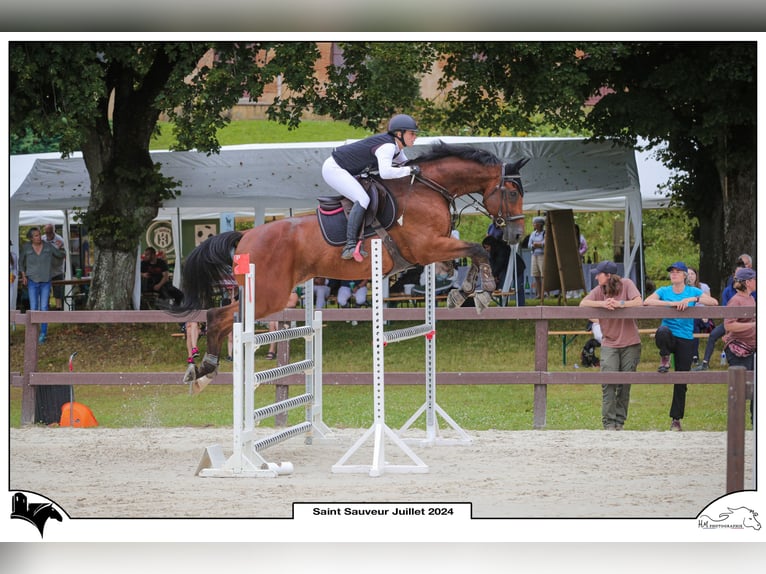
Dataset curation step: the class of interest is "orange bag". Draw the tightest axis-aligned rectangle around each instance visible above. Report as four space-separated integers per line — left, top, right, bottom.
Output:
59 402 98 427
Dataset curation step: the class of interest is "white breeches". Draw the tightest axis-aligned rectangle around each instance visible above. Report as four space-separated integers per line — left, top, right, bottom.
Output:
322 156 370 208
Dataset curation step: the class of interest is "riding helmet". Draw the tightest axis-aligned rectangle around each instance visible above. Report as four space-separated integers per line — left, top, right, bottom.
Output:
387 114 419 134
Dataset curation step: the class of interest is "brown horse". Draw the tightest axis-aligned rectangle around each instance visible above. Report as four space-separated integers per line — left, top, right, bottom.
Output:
178 142 527 393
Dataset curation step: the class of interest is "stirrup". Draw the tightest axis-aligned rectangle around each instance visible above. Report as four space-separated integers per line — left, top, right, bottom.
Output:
341 244 356 260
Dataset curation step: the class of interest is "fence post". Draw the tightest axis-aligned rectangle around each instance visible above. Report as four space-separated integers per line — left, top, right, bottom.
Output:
726 366 746 493
534 318 548 429
21 313 40 426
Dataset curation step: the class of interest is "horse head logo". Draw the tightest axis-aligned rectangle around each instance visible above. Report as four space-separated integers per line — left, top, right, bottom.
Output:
699 507 761 530
10 492 65 538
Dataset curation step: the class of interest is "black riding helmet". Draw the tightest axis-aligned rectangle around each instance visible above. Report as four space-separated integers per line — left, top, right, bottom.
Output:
387 114 419 147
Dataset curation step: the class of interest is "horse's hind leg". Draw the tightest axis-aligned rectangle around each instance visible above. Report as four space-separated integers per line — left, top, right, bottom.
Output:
185 303 236 395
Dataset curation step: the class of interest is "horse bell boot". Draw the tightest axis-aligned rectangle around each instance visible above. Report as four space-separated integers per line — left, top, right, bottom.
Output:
342 202 367 261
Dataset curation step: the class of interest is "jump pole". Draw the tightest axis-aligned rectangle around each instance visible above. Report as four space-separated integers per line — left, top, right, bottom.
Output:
197 260 329 478
332 239 429 476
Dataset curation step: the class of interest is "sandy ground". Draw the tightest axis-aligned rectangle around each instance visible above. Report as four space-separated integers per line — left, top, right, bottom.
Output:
9 425 755 521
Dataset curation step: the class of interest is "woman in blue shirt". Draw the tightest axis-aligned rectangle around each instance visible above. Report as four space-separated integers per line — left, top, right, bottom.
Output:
644 261 719 431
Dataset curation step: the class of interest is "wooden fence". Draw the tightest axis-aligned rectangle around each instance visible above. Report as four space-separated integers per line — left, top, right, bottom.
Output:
11 305 754 489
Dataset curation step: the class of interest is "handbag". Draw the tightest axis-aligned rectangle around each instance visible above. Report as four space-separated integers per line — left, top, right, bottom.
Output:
726 340 755 358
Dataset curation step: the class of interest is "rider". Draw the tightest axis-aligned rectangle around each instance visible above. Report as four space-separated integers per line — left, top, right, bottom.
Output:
322 113 421 260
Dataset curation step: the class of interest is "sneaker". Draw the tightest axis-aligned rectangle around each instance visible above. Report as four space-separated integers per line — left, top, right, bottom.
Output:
187 356 195 364
615 423 624 431
191 347 200 359
658 356 670 373
38 334 46 344
670 419 682 432
693 361 709 371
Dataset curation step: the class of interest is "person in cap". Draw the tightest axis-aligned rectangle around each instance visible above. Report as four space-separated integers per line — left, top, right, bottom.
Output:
322 113 420 261
526 216 546 300
644 261 719 431
695 254 756 371
723 266 756 423
580 260 643 430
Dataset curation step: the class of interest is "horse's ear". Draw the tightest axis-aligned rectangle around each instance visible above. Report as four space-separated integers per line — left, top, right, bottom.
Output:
509 158 530 173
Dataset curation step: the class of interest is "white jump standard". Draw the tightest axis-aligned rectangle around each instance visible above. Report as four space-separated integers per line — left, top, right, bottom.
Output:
332 239 470 477
197 264 329 478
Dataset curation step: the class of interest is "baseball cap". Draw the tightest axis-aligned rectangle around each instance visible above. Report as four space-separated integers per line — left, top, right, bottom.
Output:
666 261 688 273
734 267 756 281
592 261 618 275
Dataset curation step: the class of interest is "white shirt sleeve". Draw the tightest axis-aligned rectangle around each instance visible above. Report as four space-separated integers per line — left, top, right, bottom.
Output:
375 143 412 179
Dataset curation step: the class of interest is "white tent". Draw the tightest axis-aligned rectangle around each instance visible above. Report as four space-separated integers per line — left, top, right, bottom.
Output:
10 137 673 308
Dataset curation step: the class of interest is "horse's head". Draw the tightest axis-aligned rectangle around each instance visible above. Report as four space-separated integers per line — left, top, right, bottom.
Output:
737 508 761 530
482 158 528 246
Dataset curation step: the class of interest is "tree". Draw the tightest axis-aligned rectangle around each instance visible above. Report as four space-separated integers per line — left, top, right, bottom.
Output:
10 42 322 309
422 41 756 296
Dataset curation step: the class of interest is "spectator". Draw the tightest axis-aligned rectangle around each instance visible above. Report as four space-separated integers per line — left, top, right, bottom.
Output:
694 254 755 371
580 260 643 430
313 277 332 309
644 261 718 431
686 266 714 365
266 289 300 360
141 247 184 306
722 267 756 423
527 216 545 301
18 227 65 343
412 261 458 297
185 322 201 365
337 279 369 308
575 224 588 262
42 224 66 310
482 235 512 286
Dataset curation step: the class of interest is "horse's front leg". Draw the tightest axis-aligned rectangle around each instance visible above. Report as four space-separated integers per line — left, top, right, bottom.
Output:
446 243 495 313
184 303 236 395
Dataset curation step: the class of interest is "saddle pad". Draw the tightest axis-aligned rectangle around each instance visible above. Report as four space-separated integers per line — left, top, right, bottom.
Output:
316 192 398 246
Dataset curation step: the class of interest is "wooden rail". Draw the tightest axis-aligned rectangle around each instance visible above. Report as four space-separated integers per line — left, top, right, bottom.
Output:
11 305 754 491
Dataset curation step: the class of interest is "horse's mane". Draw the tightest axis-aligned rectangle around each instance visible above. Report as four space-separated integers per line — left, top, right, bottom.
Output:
413 141 502 166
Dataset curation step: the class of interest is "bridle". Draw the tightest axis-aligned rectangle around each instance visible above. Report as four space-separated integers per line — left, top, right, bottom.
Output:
485 163 525 230
412 161 525 229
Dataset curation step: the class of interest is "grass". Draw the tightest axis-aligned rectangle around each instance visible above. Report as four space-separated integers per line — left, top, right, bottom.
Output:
151 119 372 150
10 314 740 432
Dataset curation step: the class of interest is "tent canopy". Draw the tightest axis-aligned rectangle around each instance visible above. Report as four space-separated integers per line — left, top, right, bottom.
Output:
11 136 671 215
10 137 673 308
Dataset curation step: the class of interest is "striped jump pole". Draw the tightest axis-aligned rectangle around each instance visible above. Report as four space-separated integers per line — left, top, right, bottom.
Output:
197 259 329 478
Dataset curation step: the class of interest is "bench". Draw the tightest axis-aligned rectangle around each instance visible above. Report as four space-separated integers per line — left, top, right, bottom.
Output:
549 328 711 365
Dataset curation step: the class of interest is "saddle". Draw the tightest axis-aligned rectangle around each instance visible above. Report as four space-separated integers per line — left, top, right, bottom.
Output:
316 176 398 246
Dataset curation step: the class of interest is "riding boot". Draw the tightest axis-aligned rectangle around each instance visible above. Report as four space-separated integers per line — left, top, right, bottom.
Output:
341 201 367 260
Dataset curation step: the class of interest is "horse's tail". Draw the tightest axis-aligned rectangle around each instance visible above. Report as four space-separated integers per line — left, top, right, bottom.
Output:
172 230 243 314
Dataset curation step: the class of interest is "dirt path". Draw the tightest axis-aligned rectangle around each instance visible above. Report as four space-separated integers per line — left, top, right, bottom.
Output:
9 426 754 520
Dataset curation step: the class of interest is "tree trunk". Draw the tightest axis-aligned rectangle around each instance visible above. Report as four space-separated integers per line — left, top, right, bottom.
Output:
87 248 137 310
720 164 757 291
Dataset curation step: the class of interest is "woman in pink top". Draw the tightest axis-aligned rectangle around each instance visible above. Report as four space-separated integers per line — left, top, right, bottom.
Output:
723 267 756 423
580 260 643 430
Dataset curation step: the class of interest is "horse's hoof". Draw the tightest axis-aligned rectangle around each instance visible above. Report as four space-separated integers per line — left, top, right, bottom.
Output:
447 289 466 309
189 374 214 396
183 363 197 384
474 291 491 313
